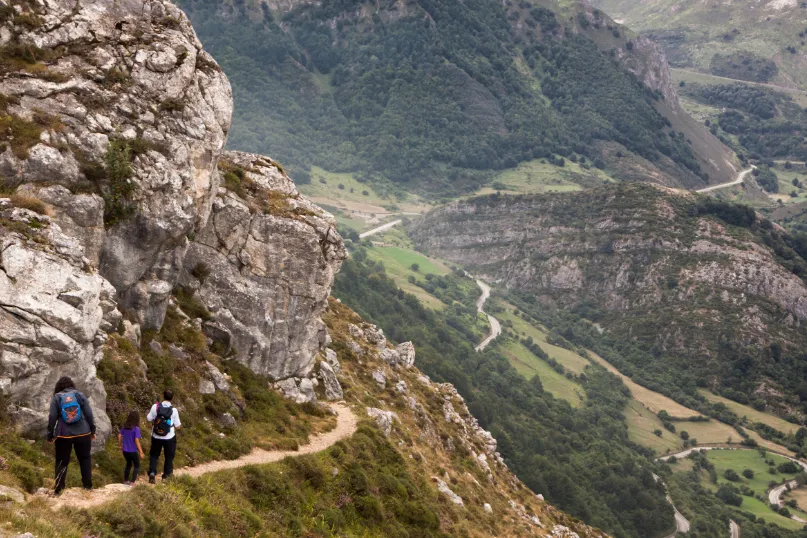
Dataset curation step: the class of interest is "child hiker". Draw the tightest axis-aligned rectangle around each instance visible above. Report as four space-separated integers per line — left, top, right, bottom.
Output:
118 410 145 485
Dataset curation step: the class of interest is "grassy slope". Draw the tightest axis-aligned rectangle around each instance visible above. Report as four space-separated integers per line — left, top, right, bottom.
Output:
498 339 585 407
699 390 798 436
365 245 452 310
0 300 596 538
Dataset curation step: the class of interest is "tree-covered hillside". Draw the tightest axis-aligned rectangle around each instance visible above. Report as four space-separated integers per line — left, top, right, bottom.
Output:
179 0 717 195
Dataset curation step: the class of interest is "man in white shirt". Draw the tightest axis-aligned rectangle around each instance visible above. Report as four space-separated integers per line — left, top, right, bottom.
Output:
146 389 181 483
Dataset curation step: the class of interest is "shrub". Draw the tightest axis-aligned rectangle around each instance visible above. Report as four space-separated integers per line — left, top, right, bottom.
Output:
10 460 42 492
174 286 212 321
102 139 137 225
778 461 800 474
159 97 185 112
724 468 740 482
743 468 754 479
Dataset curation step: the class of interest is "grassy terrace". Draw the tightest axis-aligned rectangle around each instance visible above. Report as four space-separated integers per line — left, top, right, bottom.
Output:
498 339 584 407
699 390 798 436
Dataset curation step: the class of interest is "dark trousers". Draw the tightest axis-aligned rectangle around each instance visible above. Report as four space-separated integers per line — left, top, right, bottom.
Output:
148 436 177 479
54 435 92 494
123 451 141 482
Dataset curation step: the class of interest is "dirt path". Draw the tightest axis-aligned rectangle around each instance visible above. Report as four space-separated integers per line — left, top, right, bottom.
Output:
695 166 755 193
672 69 807 97
730 520 740 538
474 279 501 352
49 403 358 511
359 219 402 238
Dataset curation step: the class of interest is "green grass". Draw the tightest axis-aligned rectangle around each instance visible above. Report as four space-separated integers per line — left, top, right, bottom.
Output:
672 69 807 108
625 400 682 454
698 390 798 436
498 340 583 407
474 158 613 197
365 246 451 310
669 449 806 530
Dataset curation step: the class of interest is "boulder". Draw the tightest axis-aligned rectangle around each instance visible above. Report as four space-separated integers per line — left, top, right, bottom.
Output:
205 361 230 392
367 407 397 436
396 341 416 368
0 485 25 503
379 348 400 366
198 379 215 395
273 377 317 405
371 369 387 389
433 478 464 506
395 380 408 394
220 412 236 428
317 361 343 401
364 326 387 349
181 152 346 380
324 348 341 374
484 503 493 513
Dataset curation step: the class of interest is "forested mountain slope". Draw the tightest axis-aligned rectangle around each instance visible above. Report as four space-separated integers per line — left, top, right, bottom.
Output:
413 185 807 419
177 0 737 195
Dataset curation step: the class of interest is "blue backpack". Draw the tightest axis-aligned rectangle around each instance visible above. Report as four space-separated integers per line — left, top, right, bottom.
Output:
59 392 82 425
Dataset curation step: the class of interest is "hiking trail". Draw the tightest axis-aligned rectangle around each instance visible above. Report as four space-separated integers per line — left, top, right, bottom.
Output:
47 403 358 511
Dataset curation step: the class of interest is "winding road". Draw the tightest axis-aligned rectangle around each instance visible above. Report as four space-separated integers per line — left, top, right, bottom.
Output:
695 166 755 194
474 279 501 352
359 219 402 238
730 520 740 538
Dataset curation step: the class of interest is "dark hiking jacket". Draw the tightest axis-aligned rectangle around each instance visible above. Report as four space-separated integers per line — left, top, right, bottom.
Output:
47 389 95 441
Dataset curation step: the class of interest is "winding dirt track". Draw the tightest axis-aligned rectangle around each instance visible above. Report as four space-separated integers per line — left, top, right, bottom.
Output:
695 166 755 193
48 403 358 511
359 219 402 238
474 279 501 352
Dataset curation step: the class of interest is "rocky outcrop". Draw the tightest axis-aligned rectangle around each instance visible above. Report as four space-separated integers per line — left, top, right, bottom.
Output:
180 151 346 380
0 202 118 448
0 0 232 329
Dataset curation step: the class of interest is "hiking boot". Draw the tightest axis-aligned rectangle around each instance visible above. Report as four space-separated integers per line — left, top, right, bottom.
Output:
148 475 156 484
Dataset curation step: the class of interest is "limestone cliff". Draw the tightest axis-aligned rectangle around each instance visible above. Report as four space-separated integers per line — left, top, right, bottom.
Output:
180 151 346 380
0 0 343 445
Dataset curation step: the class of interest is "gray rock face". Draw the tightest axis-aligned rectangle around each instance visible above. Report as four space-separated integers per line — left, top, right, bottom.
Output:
372 369 387 389
395 341 416 368
317 361 343 401
0 213 118 449
0 0 233 329
273 377 317 404
324 348 341 375
181 151 346 380
367 407 397 436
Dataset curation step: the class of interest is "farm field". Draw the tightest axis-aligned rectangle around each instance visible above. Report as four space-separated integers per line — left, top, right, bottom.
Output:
625 400 682 454
472 158 613 197
669 449 805 530
365 246 451 310
498 340 584 408
698 390 798 436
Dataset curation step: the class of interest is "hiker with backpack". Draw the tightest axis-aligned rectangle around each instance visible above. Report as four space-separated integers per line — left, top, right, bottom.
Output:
146 389 181 483
118 410 145 485
47 376 96 495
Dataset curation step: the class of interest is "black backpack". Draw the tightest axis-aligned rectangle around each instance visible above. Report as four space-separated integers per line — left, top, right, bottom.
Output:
153 404 173 436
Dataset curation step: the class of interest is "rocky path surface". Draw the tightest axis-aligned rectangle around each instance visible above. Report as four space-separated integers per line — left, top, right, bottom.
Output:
474 279 501 352
360 219 402 238
695 166 755 193
48 403 357 511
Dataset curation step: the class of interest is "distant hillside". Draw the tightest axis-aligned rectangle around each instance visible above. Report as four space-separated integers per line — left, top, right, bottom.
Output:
413 184 807 419
178 0 737 195
591 0 807 91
